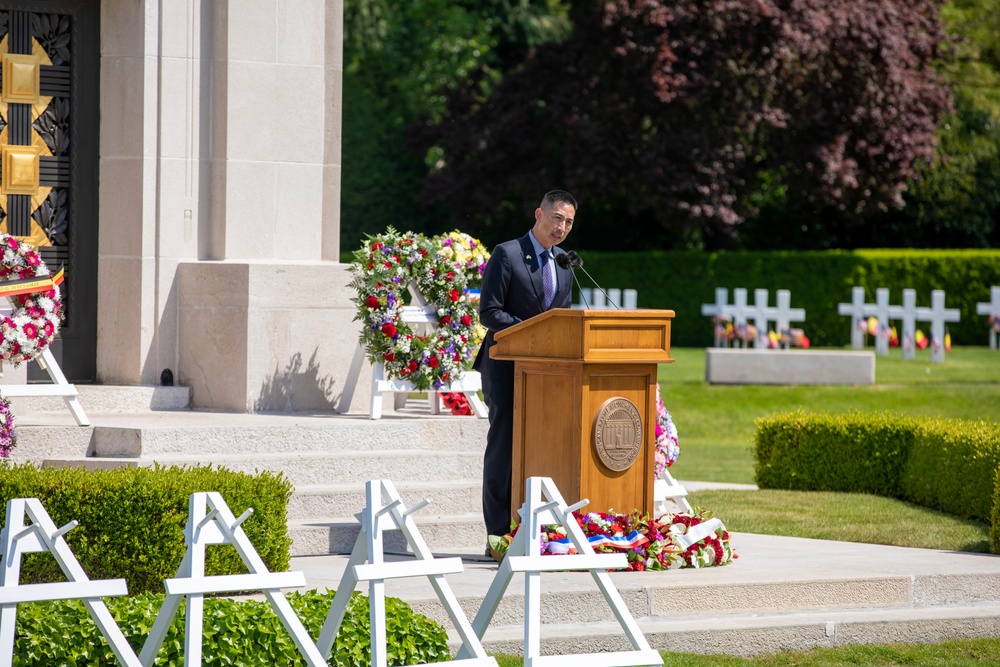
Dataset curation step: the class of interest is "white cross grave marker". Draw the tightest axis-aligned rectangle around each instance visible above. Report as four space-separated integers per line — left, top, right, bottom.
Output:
916 290 960 363
752 289 772 348
318 479 496 667
457 477 663 667
0 498 141 667
752 289 806 349
700 288 731 348
838 287 869 350
976 286 1000 350
871 288 895 357
888 289 919 360
138 493 326 667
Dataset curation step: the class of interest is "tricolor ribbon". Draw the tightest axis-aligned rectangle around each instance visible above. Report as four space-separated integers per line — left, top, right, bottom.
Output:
0 268 64 298
545 530 649 555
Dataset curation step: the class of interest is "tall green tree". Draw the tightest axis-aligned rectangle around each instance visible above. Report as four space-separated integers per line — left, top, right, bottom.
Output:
340 0 570 253
412 0 953 251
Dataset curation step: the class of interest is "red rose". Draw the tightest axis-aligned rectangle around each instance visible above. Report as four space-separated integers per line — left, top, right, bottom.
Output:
365 296 379 309
400 367 411 375
367 262 374 269
381 323 397 338
440 315 451 325
408 360 419 372
420 249 428 257
383 261 392 268
384 351 395 362
446 271 455 282
428 356 439 369
448 289 460 302
453 352 460 361
372 242 383 250
634 562 645 572
460 314 472 326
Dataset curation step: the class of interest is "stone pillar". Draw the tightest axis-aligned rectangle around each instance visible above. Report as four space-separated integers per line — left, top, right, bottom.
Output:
97 0 353 411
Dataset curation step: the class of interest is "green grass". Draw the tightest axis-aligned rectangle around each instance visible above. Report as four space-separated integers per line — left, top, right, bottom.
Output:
659 346 1000 484
492 637 1000 666
687 488 991 553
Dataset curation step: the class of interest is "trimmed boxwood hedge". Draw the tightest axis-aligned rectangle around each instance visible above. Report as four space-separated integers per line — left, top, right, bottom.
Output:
12 589 450 666
575 249 1000 347
0 464 293 594
754 411 1000 551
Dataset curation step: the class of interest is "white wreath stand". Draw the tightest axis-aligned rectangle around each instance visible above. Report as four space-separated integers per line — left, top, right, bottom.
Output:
338 284 488 420
0 295 89 426
653 469 693 515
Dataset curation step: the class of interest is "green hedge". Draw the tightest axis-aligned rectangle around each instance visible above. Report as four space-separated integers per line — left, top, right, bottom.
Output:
0 464 293 594
754 412 1000 551
576 249 1000 347
12 590 449 666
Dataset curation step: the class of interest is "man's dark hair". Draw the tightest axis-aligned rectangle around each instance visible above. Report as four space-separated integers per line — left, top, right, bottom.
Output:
541 190 578 212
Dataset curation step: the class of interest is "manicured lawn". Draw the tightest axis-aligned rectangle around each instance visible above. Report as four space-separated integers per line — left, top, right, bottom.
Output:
492 637 1000 666
658 346 1000 484
687 488 991 553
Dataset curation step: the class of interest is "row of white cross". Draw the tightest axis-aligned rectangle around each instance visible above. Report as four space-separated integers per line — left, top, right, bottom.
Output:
703 286 1000 362
0 481 664 667
700 288 805 349
836 287 960 362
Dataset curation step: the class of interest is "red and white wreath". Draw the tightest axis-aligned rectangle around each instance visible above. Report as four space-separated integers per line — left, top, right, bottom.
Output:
0 234 63 365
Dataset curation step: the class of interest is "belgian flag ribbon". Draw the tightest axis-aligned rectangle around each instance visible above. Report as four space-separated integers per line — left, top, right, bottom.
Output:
0 268 64 298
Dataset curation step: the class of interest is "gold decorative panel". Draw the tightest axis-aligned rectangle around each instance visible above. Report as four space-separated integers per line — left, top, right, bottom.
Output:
1 52 41 105
2 144 41 196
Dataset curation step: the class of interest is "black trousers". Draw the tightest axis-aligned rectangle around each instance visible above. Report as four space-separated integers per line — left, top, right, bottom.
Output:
481 359 515 537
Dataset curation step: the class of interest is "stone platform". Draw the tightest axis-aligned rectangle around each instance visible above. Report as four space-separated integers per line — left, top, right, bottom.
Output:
706 348 875 385
10 385 1000 657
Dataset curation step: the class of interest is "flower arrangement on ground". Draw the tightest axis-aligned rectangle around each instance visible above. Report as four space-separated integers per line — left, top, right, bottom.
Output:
350 228 488 391
653 383 679 478
0 234 63 365
491 508 735 571
0 393 17 458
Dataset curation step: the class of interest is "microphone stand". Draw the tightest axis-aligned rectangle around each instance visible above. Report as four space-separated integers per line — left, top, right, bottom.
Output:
557 251 619 310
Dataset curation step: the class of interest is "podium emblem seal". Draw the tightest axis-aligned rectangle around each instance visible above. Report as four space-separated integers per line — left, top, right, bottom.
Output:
592 397 643 471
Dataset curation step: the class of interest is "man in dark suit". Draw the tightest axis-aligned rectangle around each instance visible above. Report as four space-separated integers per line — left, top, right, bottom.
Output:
473 190 577 555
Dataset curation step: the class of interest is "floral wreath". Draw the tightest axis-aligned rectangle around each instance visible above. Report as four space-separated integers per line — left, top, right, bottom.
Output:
491 508 735 571
0 393 16 458
654 383 679 478
350 228 489 391
0 234 63 366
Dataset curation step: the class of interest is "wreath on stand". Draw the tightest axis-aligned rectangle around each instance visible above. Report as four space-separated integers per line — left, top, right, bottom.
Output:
350 228 489 396
0 233 65 457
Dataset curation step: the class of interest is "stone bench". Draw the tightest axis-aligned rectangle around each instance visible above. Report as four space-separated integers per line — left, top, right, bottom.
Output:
705 348 875 385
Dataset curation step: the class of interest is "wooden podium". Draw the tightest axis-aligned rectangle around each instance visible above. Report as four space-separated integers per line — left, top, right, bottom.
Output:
491 308 674 518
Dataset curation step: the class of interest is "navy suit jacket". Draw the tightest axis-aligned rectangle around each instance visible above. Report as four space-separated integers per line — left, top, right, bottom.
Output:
473 233 574 375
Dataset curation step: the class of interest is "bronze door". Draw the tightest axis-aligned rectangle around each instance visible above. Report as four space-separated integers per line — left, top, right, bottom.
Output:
0 1 98 382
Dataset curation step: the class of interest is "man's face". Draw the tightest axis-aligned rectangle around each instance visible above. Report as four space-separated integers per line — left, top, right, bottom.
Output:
532 201 575 249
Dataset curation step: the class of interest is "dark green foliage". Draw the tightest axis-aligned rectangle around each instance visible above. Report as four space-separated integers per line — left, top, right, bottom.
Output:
571 248 1000 347
0 464 293 594
11 590 449 666
904 419 1000 521
754 412 1000 551
754 411 917 497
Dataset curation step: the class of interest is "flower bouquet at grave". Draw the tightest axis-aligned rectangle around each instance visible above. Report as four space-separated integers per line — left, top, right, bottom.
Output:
653 383 679 478
350 228 489 391
0 393 18 458
734 323 756 345
771 328 811 349
491 508 735 571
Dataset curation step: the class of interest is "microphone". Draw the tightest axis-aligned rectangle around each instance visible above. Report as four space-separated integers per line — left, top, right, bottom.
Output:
556 251 620 310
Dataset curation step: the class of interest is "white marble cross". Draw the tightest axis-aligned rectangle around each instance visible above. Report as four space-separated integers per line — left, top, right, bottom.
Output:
916 290 960 363
838 287 870 349
870 288 895 357
754 289 806 348
975 286 1000 350
887 289 919 360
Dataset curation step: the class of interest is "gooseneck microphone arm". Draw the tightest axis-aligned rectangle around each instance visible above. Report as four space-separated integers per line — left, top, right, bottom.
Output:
556 251 620 310
557 251 590 308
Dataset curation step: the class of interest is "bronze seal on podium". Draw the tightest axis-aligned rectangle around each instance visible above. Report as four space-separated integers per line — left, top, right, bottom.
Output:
592 397 643 471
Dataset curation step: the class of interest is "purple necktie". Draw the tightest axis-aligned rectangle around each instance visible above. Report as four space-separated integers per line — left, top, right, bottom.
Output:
541 249 554 309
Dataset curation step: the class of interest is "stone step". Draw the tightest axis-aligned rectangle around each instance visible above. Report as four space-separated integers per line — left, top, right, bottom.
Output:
288 481 483 521
7 385 191 414
14 413 487 458
43 449 485 487
469 604 1000 657
289 512 487 556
